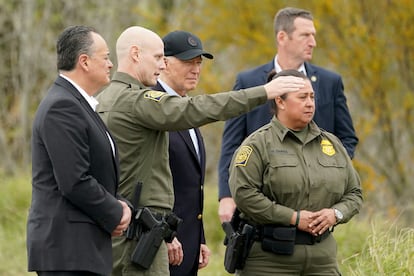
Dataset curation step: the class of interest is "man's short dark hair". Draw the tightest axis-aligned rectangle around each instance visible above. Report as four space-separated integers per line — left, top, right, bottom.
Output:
56 25 96 71
273 7 313 36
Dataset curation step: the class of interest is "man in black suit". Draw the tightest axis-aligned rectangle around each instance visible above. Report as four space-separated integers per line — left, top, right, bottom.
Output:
218 7 359 223
27 25 131 276
152 30 213 276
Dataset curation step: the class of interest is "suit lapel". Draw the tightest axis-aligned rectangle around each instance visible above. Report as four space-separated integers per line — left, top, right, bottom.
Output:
260 61 275 84
178 130 200 164
305 63 320 105
56 76 120 182
86 105 120 183
194 128 205 172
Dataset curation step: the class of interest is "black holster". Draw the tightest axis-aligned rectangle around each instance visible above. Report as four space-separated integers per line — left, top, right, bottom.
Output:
223 223 254 273
131 225 165 269
130 207 182 270
222 209 255 274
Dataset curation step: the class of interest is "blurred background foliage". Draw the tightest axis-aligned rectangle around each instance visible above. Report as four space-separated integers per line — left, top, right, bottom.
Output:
0 0 414 274
1 0 413 221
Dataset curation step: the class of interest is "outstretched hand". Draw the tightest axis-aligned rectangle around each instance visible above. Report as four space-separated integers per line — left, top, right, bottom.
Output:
264 76 305 99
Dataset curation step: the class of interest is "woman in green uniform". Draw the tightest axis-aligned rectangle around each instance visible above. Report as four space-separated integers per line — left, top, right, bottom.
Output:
229 69 363 275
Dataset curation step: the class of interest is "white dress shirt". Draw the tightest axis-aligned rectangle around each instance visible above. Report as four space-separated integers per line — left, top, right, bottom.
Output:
60 74 115 156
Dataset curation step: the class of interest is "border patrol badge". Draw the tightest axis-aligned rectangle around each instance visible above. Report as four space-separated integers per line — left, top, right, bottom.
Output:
321 139 335 156
144 91 166 102
235 146 253 167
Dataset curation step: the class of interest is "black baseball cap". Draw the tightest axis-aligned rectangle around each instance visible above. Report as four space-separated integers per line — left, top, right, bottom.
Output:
163 30 213 60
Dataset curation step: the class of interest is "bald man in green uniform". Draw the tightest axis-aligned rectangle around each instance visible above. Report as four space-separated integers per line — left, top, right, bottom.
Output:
96 26 305 276
229 70 362 275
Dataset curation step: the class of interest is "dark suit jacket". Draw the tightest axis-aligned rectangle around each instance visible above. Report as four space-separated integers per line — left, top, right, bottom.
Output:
218 60 359 199
153 82 206 276
27 76 123 275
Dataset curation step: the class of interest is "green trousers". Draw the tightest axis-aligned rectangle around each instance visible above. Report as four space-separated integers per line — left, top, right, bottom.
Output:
111 236 169 276
237 235 340 276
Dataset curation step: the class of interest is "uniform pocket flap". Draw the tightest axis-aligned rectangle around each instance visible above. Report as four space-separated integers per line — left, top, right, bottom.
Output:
263 225 296 241
269 155 298 168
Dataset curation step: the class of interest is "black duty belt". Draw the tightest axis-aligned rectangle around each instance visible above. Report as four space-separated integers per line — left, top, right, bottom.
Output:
295 229 330 245
147 208 171 220
255 226 331 245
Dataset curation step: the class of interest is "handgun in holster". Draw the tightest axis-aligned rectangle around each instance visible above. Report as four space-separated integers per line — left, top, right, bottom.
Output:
125 182 143 240
125 182 182 269
130 207 169 269
130 207 182 269
131 207 182 269
222 209 255 274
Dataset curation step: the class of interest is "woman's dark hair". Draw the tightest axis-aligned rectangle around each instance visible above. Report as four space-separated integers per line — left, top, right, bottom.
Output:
268 69 307 114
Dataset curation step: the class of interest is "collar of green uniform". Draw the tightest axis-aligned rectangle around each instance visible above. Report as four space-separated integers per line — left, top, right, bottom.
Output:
271 116 321 143
112 71 147 89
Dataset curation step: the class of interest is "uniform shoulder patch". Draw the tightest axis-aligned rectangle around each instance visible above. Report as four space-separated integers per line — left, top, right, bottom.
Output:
144 90 166 102
234 146 253 167
321 139 336 156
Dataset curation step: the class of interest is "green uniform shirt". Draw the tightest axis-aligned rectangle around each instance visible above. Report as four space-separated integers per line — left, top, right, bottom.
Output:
96 72 267 211
229 117 363 226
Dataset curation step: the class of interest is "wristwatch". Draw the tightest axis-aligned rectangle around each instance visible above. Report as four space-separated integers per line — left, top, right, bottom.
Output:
333 208 343 223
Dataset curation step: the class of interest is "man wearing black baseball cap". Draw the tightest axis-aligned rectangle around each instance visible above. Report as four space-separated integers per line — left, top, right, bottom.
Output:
152 30 212 276
163 30 213 60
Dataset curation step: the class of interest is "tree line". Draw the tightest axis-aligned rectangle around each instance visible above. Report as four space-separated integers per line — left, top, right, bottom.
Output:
1 0 413 223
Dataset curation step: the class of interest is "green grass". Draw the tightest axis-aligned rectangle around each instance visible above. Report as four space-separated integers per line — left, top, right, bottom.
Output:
1 172 413 275
199 183 414 276
0 171 31 275
341 221 414 275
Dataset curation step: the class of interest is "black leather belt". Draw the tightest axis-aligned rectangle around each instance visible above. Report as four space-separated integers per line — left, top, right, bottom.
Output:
147 208 171 220
295 229 330 245
255 226 331 245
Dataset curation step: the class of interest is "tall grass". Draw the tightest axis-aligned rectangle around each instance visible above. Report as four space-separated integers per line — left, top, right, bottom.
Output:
199 182 414 276
0 171 31 275
1 172 413 275
342 221 414 275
